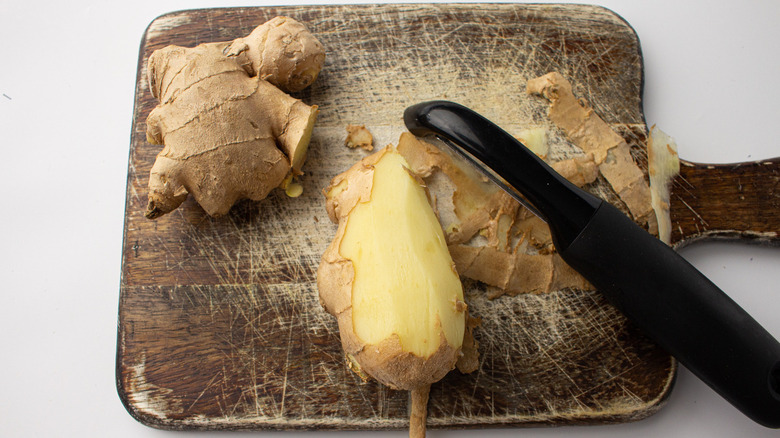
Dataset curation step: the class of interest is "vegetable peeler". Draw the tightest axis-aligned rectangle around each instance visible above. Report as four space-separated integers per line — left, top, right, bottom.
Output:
404 100 780 428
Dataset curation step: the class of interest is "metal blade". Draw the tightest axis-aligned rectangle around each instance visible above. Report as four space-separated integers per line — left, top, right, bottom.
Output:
426 135 546 222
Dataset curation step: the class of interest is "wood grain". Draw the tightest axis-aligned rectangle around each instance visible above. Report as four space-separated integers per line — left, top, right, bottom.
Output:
670 158 780 247
118 4 678 430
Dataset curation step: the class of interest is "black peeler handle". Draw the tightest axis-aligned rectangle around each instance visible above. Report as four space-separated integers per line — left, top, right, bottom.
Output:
404 100 780 428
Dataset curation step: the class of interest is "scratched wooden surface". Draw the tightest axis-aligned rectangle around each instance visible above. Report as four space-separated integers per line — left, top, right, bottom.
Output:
670 158 780 248
117 4 692 430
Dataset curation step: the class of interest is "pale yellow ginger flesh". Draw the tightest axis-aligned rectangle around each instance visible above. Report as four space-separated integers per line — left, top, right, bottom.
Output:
517 127 549 159
318 144 468 438
340 151 465 357
144 16 325 219
284 181 304 198
648 126 681 244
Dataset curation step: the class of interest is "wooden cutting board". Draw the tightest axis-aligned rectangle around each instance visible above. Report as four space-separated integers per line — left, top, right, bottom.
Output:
117 4 780 431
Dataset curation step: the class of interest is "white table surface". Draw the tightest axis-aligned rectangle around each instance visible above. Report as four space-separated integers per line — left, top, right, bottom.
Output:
1 0 779 436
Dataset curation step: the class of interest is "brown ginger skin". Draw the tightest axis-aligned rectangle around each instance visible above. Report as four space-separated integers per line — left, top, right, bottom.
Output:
224 17 326 93
144 17 325 219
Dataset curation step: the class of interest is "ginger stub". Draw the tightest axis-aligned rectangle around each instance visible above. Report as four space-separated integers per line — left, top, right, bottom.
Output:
144 17 325 219
318 145 469 437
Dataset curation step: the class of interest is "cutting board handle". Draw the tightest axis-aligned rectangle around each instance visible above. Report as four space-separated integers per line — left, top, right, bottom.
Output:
670 157 780 247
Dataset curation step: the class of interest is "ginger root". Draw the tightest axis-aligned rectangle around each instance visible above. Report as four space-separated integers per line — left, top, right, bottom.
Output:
144 17 325 219
318 144 468 437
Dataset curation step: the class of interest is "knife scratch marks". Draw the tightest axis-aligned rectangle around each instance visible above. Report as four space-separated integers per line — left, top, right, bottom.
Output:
123 4 674 427
680 198 709 227
186 370 222 413
280 318 295 417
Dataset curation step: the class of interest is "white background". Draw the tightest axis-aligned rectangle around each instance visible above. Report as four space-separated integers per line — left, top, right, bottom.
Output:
1 0 779 436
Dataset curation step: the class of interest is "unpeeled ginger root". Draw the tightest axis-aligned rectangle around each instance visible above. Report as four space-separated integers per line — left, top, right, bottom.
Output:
318 146 466 437
144 17 325 219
